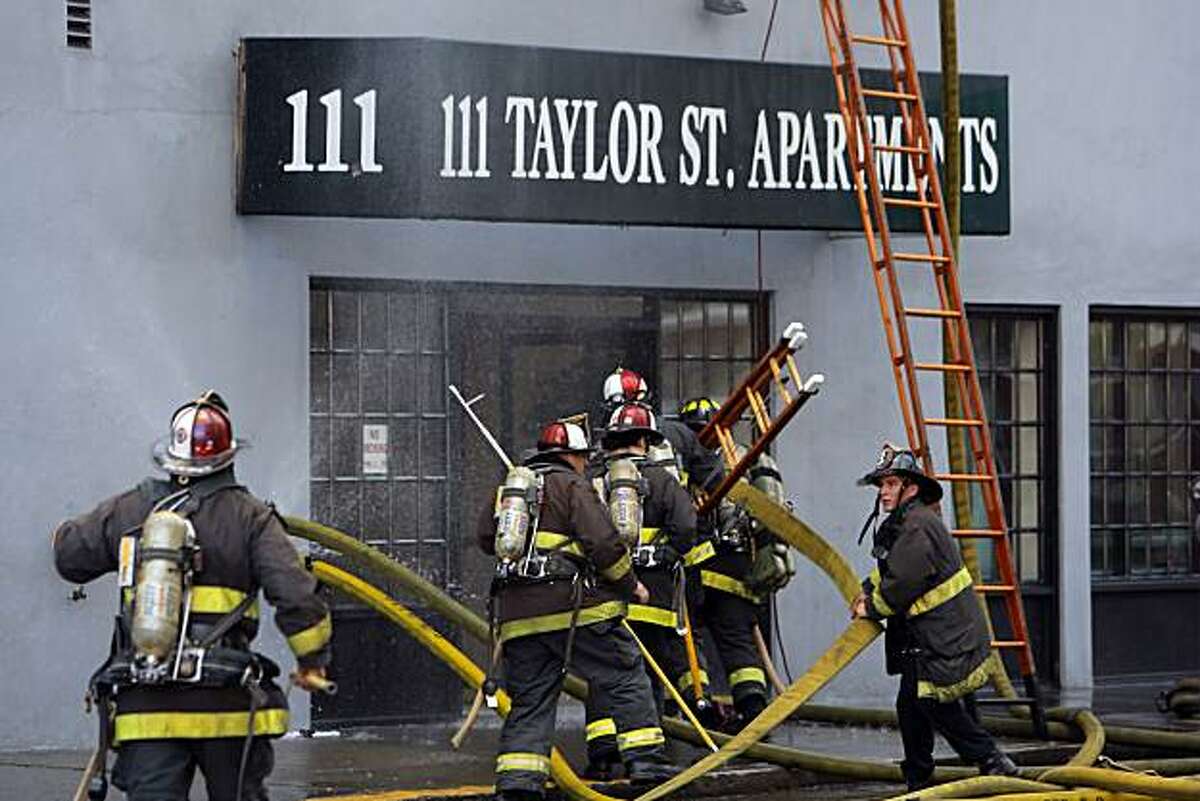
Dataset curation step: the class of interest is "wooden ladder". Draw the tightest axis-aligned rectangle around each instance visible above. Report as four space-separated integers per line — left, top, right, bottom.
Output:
695 324 823 516
818 0 1046 729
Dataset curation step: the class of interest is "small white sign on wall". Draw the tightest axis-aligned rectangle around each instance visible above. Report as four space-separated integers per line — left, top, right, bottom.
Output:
363 424 389 475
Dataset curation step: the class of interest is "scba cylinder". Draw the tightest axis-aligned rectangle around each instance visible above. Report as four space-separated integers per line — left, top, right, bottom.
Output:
131 511 190 664
495 466 539 562
751 453 786 506
607 458 644 549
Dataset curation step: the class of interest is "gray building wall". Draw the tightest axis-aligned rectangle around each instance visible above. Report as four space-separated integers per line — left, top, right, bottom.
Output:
1 0 1197 748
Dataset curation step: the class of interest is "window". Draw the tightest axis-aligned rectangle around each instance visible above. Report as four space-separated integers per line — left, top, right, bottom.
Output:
309 283 452 587
658 297 766 440
968 307 1057 585
1089 311 1200 579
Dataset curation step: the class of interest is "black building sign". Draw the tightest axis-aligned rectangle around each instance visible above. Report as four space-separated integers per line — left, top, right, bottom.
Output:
237 38 1009 233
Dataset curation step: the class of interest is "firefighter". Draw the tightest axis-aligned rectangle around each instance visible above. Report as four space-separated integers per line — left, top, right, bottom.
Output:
477 417 676 801
601 367 723 493
52 390 331 801
677 396 771 729
852 443 1018 791
582 402 713 779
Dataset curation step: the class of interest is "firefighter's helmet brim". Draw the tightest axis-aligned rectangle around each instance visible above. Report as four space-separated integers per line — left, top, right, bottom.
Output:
858 466 943 503
151 436 246 477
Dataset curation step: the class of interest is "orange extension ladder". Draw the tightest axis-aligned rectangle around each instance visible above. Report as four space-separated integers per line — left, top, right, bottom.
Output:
818 0 1046 730
695 324 823 516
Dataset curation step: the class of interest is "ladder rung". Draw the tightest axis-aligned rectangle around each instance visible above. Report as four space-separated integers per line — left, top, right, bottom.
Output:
952 528 1006 539
975 584 1015 593
924 417 983 427
851 34 907 48
912 361 972 373
893 252 951 263
935 473 995 482
882 197 938 209
904 307 961 319
992 640 1027 649
873 143 926 156
861 88 918 102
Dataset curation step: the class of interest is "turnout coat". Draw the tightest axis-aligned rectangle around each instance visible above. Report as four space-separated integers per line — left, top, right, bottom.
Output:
52 469 331 744
862 499 992 702
477 455 637 643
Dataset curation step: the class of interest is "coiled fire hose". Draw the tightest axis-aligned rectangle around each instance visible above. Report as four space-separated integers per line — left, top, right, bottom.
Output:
286 501 1200 801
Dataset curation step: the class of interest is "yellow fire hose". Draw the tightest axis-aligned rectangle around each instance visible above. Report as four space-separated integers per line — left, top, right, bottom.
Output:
621 620 718 752
310 560 612 801
287 508 1200 801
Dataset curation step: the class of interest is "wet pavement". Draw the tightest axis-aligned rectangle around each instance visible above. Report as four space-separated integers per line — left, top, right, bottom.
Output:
5 680 1196 801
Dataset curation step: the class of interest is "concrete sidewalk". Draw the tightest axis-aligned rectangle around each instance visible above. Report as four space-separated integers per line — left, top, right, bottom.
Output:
6 681 1195 801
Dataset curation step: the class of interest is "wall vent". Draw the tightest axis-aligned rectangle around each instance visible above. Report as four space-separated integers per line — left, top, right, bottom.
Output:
66 1 91 50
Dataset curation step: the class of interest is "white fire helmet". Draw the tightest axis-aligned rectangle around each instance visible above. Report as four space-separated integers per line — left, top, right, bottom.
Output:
603 367 650 405
151 390 246 477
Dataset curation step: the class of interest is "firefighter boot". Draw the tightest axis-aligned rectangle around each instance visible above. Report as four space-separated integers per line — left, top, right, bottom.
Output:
625 754 681 787
980 750 1019 777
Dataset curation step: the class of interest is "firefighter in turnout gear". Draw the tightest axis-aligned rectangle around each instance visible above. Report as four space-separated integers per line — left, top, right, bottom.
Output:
52 391 331 801
852 443 1018 791
677 396 771 729
476 417 677 801
602 367 723 493
582 403 711 779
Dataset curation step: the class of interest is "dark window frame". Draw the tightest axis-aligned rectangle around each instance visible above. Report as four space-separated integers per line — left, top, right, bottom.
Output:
967 304 1059 588
1089 306 1200 583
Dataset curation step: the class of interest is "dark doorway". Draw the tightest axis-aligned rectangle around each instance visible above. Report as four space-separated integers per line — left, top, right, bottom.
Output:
309 279 767 727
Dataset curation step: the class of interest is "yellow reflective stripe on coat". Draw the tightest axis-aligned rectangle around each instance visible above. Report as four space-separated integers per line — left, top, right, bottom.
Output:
729 666 766 688
626 604 678 629
599 552 632 583
287 612 332 657
867 567 882 589
638 527 663 545
533 530 584 559
870 583 895 618
684 540 716 566
498 600 627 642
616 726 665 752
917 656 992 703
112 709 288 744
190 586 260 619
677 669 709 692
700 570 762 603
495 752 551 774
586 718 617 741
907 566 973 618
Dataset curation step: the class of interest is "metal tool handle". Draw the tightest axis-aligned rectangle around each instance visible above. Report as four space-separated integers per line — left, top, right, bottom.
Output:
449 385 513 470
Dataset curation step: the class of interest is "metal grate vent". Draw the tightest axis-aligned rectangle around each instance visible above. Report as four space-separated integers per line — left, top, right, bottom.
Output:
66 1 91 49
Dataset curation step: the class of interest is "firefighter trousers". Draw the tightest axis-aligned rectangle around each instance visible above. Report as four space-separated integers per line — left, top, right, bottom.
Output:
896 660 999 788
111 737 273 801
699 588 767 715
584 618 704 764
497 618 665 795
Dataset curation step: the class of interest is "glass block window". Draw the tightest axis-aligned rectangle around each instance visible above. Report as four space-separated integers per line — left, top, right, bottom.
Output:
968 307 1057 585
309 282 452 587
1089 311 1200 579
658 298 766 441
